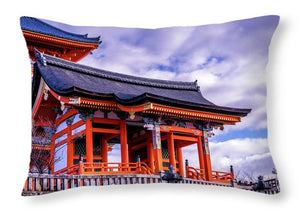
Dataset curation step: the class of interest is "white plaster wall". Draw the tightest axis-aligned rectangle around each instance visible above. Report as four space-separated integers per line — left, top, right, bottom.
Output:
55 133 67 144
72 124 86 135
56 120 67 133
72 114 81 124
54 143 67 172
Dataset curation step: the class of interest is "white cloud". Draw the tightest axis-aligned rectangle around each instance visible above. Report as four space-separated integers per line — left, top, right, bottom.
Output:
107 144 121 163
73 18 274 134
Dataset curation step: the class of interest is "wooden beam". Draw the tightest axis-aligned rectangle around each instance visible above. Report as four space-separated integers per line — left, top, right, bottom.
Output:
92 117 121 125
55 108 77 125
52 129 68 142
152 104 241 123
173 135 198 142
130 132 151 145
178 141 196 148
92 128 120 134
131 142 147 151
103 133 119 141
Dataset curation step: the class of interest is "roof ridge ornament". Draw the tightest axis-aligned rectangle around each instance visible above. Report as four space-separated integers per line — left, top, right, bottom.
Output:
34 48 47 66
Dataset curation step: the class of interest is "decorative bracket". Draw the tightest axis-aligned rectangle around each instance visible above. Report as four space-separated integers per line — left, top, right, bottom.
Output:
66 115 75 126
77 108 94 122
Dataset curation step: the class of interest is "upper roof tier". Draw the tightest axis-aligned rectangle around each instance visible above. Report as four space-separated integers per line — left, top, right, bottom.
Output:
32 52 251 117
20 16 101 44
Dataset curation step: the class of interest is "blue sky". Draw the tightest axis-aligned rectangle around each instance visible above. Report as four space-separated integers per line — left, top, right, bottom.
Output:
42 15 279 180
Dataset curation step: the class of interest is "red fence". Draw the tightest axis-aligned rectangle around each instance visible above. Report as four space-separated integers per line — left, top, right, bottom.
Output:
54 162 154 175
185 166 206 180
211 170 234 184
186 166 234 185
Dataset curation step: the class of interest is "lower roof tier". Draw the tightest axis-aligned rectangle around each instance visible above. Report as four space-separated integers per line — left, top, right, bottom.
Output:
32 52 251 121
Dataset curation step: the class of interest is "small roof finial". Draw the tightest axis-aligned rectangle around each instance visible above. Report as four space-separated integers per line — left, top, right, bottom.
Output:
34 48 47 66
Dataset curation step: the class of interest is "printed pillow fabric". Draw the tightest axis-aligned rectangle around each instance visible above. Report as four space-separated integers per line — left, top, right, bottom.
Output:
20 15 280 196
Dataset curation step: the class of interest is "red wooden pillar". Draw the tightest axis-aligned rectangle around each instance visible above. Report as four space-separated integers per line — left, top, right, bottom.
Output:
120 120 128 164
152 124 163 174
176 144 184 176
128 144 133 162
67 125 73 168
147 137 154 171
167 132 176 168
86 115 93 163
153 148 163 174
102 135 108 163
197 136 205 172
50 132 56 174
201 132 212 181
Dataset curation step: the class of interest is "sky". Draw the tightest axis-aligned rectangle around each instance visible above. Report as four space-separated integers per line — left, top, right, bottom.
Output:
42 15 279 181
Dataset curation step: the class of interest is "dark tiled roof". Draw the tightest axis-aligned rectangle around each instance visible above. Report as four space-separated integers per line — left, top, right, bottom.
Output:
33 53 251 117
20 16 101 44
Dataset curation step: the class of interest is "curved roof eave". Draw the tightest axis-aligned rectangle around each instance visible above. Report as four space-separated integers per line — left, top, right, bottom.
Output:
20 16 101 44
33 52 251 118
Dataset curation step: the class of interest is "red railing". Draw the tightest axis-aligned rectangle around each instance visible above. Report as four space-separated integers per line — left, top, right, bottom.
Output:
186 166 234 184
81 162 154 175
185 166 206 180
54 162 154 175
54 164 80 175
211 170 234 184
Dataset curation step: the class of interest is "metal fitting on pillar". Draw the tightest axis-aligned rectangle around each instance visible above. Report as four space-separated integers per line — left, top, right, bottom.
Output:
79 153 83 162
136 155 141 162
185 159 189 167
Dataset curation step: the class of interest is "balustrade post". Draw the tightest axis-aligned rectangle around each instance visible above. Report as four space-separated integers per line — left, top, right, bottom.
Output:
230 165 234 187
64 178 69 190
185 159 189 178
136 155 141 174
57 178 61 191
28 177 33 191
79 154 84 175
23 177 28 192
35 177 40 192
71 178 75 188
43 178 48 191
50 178 54 191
